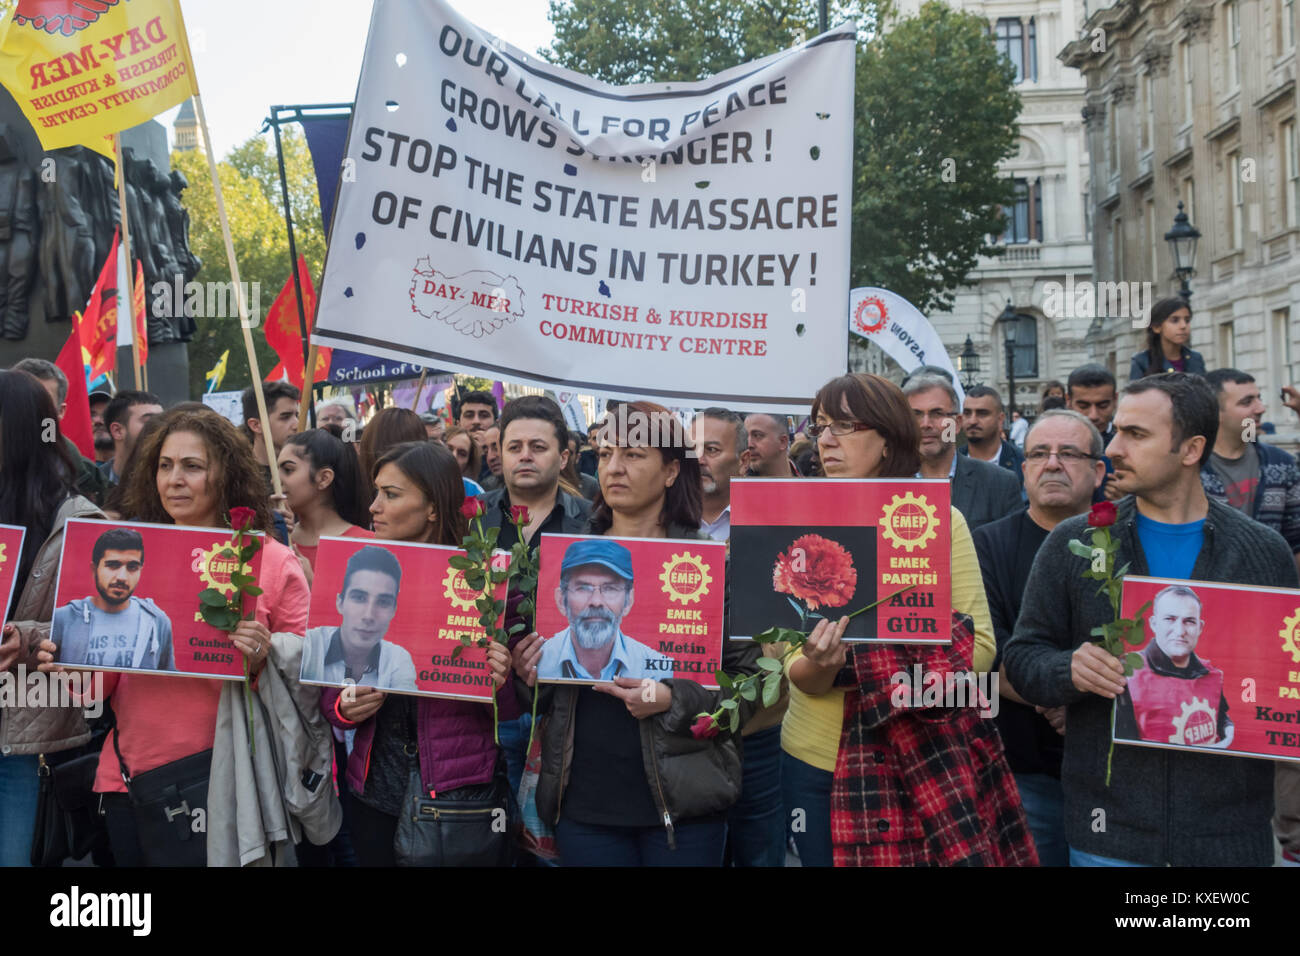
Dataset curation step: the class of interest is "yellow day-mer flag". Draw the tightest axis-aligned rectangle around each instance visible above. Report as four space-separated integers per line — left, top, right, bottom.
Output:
0 0 197 159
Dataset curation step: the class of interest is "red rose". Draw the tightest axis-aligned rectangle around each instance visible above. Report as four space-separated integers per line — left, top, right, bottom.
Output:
460 497 484 519
1088 501 1118 527
229 507 256 531
772 534 857 611
690 714 720 740
510 504 530 525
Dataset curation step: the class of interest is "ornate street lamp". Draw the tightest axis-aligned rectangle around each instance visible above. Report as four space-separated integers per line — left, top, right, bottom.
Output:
1164 200 1201 299
997 301 1019 417
958 335 980 391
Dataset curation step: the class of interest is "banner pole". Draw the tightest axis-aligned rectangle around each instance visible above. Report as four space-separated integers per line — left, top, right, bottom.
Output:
113 134 143 391
410 369 428 412
298 340 319 431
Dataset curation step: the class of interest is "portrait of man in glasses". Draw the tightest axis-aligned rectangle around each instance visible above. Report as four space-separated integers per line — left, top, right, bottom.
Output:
537 538 675 682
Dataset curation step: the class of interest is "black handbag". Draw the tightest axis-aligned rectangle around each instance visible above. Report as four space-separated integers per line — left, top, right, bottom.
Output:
392 704 516 867
30 750 108 867
112 732 212 867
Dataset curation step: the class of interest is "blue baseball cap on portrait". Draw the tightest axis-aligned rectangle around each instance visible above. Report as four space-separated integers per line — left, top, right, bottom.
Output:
560 539 635 581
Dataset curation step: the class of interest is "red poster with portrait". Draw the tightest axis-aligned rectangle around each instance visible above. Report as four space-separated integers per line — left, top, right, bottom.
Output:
730 478 952 643
0 524 26 618
1114 576 1300 762
302 536 507 701
533 534 726 687
50 519 259 679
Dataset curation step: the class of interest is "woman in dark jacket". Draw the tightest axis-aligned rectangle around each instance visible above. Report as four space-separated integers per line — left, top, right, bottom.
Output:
512 401 760 866
1129 296 1206 380
320 441 510 866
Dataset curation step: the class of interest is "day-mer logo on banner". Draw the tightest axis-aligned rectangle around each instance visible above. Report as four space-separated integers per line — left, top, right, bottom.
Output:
408 257 524 338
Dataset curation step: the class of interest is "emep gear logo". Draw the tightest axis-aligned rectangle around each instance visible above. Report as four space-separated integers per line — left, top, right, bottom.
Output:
1170 697 1218 746
659 552 711 605
196 541 240 597
878 492 939 553
13 0 120 37
853 296 888 335
1281 609 1300 663
443 566 480 612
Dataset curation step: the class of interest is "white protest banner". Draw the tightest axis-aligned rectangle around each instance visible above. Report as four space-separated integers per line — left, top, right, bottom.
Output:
312 0 855 412
848 287 964 405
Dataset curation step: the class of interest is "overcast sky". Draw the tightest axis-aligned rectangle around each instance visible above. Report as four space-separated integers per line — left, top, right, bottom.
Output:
163 0 558 158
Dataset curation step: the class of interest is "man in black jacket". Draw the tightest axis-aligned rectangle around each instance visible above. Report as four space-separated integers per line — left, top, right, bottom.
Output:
1004 373 1298 866
974 409 1105 865
478 395 591 803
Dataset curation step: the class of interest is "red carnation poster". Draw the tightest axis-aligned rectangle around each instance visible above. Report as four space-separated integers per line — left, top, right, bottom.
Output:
1114 576 1300 762
50 520 260 680
533 534 726 687
0 524 27 618
729 478 952 643
302 536 507 701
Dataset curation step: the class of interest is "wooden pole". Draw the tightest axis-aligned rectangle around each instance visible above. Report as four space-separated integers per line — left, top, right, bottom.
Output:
410 369 428 411
298 340 318 431
113 134 144 392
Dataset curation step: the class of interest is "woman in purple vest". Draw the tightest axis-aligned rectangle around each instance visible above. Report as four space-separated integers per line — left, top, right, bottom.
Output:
319 441 510 866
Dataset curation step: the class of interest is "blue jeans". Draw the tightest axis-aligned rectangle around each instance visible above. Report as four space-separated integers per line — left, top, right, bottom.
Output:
556 817 726 866
781 751 833 867
726 725 785 867
1014 772 1068 867
1069 846 1148 867
497 713 533 800
0 754 40 867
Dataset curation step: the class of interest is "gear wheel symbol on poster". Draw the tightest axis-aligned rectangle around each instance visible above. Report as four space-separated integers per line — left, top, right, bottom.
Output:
878 492 938 553
659 552 712 605
1281 609 1300 663
1169 697 1218 746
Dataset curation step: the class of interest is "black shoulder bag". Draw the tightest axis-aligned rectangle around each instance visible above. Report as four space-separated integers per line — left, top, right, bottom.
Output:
112 731 212 867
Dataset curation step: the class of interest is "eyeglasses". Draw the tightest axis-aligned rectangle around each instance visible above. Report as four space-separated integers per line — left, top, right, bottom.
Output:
565 583 629 599
808 421 875 439
1024 448 1100 465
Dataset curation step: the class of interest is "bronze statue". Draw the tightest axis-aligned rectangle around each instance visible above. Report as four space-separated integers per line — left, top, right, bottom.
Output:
0 124 37 340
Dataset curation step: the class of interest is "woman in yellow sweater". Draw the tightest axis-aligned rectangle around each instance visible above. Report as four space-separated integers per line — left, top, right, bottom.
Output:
781 373 1035 867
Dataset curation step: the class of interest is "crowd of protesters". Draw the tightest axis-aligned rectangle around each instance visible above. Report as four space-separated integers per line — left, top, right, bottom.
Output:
2 295 1300 867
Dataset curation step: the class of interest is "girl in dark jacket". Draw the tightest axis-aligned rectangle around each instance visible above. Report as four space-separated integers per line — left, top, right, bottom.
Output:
1129 296 1206 380
512 401 760 866
320 441 510 866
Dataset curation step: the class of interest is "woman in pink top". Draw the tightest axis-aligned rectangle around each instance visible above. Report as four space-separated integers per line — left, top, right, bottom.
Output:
39 408 309 866
278 427 374 576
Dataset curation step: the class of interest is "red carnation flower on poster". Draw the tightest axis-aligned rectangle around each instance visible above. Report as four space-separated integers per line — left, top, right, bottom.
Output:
772 534 857 612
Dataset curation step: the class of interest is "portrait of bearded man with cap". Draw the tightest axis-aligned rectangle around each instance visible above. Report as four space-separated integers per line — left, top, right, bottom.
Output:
537 538 675 682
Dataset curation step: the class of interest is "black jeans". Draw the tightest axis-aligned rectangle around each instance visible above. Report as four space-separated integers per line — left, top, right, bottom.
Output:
100 793 149 867
348 794 398 867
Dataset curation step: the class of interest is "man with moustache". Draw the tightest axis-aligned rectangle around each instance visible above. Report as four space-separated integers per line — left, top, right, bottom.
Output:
537 539 674 682
53 528 174 671
1113 585 1232 749
904 374 1022 531
744 412 798 477
480 425 504 491
974 409 1106 865
960 385 1025 488
1005 373 1297 866
691 408 746 542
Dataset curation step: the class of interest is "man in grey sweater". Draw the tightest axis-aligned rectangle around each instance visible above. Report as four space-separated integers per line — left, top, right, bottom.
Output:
1004 373 1298 866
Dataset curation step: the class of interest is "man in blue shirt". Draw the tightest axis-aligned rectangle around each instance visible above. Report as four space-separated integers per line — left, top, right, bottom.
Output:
537 539 673 682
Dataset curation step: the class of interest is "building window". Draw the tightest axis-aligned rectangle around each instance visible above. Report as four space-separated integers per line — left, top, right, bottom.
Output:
1218 320 1236 367
1285 119 1299 228
1027 18 1038 82
1284 0 1296 53
1002 178 1042 244
1107 106 1118 175
1112 216 1124 278
996 19 1025 83
1144 73 1156 152
1274 307 1295 387
1147 198 1158 278
1182 41 1194 124
1228 149 1243 248
1005 313 1039 378
1183 176 1196 227
1227 1 1241 90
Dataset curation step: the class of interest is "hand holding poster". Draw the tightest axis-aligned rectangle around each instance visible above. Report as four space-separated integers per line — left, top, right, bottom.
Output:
312 0 853 410
0 523 26 618
729 479 952 643
533 535 726 686
1114 576 1300 762
50 520 257 679
301 537 507 701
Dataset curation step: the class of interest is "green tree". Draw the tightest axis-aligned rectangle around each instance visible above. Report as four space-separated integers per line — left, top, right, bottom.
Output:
546 0 1018 315
172 126 326 397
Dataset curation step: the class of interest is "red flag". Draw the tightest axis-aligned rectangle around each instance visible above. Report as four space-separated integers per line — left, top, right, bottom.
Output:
264 256 330 390
77 229 119 380
54 330 94 458
132 258 148 366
